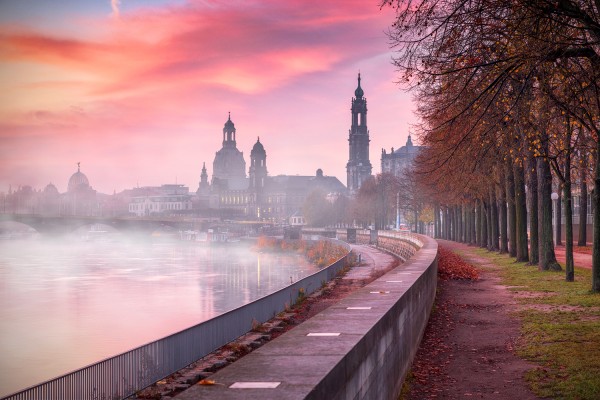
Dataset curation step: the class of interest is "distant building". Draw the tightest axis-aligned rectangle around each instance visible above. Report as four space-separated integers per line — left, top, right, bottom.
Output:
195 115 347 223
346 73 372 193
381 135 423 178
212 112 246 189
128 184 193 217
62 163 99 216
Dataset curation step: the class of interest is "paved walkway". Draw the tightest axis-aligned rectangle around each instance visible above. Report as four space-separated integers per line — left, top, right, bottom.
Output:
345 244 399 280
174 243 428 400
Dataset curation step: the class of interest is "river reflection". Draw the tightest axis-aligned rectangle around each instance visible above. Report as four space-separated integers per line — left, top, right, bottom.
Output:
0 238 316 397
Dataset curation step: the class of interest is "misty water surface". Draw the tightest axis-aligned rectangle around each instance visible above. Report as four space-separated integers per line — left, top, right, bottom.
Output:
0 237 316 397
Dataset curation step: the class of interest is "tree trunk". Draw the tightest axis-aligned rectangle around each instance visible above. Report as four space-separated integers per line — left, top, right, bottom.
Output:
477 201 482 247
564 158 574 282
499 168 509 253
461 205 466 242
593 136 600 291
486 192 493 250
450 207 453 239
527 152 539 265
481 200 488 249
578 167 588 246
439 205 445 239
470 203 477 245
463 205 468 243
556 186 562 246
491 186 499 251
445 206 451 239
538 154 562 271
437 206 441 238
454 206 458 240
514 162 529 262
506 161 517 257
414 209 419 233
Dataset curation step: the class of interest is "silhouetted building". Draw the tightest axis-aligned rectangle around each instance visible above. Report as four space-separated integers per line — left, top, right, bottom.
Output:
381 135 423 178
62 163 98 216
128 184 193 216
212 112 246 190
196 115 346 222
346 73 372 193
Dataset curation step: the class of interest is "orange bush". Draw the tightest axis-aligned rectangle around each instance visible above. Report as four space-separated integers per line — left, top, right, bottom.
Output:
256 236 347 268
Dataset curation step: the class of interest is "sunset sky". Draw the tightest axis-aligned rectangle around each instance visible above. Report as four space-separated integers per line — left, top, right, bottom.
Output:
0 0 416 195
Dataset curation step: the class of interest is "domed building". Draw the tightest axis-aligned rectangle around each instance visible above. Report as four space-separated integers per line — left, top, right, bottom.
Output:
61 163 98 216
67 164 90 192
211 113 247 190
40 183 61 215
195 116 347 222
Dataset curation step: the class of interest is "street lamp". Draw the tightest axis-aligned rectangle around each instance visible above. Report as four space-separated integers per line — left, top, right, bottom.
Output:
396 191 400 230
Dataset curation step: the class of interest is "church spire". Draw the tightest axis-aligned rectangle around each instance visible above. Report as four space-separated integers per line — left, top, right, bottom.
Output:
354 72 364 98
346 72 372 192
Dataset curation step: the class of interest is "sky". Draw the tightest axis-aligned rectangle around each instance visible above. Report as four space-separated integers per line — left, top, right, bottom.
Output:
0 0 417 195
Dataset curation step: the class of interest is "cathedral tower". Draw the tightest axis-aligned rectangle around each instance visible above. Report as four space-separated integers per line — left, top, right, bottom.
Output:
346 73 372 192
249 137 268 218
249 137 267 190
197 162 210 195
212 113 246 188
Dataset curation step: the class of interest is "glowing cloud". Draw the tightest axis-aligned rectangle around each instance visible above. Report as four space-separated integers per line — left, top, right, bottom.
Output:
0 0 416 193
111 0 121 18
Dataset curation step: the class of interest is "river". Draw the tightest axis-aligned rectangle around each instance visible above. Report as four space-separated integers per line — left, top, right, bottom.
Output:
0 237 316 397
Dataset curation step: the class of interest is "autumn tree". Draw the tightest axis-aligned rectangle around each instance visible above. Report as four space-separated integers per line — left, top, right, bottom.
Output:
302 189 332 227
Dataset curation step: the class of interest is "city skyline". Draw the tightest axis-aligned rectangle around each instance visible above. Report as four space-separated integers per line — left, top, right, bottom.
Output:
0 0 417 194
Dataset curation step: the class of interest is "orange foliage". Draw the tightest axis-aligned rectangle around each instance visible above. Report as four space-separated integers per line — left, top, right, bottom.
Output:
574 246 592 255
255 236 347 268
437 246 479 280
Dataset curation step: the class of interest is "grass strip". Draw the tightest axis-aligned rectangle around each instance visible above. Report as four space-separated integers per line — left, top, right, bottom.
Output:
471 249 600 399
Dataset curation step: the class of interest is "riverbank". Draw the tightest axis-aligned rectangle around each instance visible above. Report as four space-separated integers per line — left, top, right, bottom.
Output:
134 244 399 399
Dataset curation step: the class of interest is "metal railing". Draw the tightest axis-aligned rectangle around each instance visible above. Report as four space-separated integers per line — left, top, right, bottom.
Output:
2 240 351 400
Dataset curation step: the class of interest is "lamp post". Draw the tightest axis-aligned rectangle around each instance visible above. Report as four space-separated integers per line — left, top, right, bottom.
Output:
396 191 400 230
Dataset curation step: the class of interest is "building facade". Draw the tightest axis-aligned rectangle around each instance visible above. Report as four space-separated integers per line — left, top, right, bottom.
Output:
128 184 193 217
346 73 372 192
381 135 423 179
196 115 347 223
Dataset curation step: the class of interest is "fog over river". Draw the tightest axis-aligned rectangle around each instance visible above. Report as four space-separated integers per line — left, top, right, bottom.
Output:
0 237 317 397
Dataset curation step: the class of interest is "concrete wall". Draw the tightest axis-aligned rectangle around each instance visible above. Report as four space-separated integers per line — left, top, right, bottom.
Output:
179 234 438 400
308 235 437 400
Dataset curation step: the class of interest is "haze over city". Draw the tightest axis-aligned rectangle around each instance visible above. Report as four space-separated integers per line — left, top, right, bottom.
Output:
0 0 416 195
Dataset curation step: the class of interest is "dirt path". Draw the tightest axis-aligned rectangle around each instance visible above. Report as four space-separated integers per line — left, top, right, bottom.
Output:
554 245 592 269
404 240 540 399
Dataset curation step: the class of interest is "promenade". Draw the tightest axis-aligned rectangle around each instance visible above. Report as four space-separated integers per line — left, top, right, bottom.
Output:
173 240 436 400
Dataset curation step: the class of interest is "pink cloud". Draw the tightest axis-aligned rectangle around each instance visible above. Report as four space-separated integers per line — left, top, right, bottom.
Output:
0 0 412 193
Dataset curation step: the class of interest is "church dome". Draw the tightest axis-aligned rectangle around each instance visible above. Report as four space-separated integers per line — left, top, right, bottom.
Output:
68 164 90 192
44 183 59 195
354 72 364 98
251 137 265 155
224 113 235 131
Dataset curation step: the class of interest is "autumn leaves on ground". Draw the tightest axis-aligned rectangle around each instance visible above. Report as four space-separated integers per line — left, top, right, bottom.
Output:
403 244 600 400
